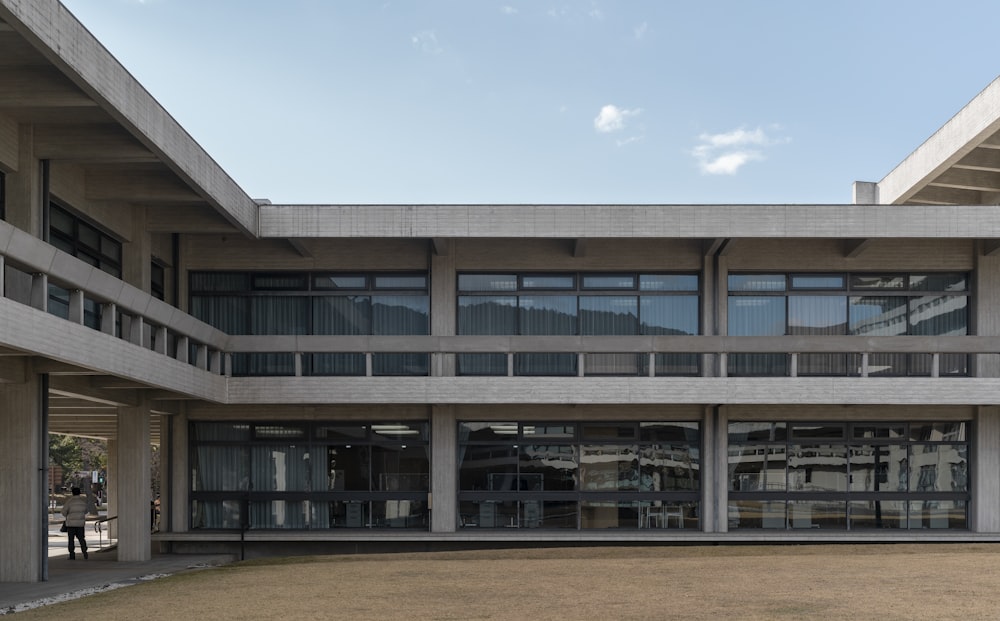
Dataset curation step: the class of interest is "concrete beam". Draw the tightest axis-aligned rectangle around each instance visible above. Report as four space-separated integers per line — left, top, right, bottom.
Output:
287 238 313 258
955 148 1000 172
0 66 96 108
930 169 1000 193
32 124 156 162
844 239 872 258
905 186 982 205
146 206 240 234
84 166 205 203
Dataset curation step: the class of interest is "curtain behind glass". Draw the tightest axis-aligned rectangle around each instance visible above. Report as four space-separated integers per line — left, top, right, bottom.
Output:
729 296 786 375
191 296 248 333
851 296 906 375
790 296 847 375
312 296 371 335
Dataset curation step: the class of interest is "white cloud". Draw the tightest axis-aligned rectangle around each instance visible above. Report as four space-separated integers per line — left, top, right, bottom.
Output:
594 104 641 133
411 30 442 54
501 5 518 15
692 126 788 175
634 21 648 40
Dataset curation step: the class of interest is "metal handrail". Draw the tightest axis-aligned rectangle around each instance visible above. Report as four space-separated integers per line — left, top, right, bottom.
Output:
94 515 117 550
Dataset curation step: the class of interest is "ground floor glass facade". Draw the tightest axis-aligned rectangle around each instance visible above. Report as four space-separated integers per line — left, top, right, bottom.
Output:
728 421 969 530
457 421 701 529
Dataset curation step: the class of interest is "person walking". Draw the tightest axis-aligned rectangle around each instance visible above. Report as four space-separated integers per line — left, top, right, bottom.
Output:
61 487 89 560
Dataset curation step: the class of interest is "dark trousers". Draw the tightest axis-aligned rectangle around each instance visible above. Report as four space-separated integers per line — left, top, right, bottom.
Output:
67 526 87 557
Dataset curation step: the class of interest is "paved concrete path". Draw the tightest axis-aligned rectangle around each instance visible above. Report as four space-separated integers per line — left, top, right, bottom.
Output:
0 521 234 614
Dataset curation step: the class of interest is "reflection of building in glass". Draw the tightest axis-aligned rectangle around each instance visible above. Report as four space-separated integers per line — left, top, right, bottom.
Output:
9 1 1000 584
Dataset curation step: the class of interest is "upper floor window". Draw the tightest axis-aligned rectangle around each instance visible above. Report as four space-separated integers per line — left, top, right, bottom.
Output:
457 272 700 376
190 271 430 377
48 203 122 278
727 273 969 376
0 171 6 221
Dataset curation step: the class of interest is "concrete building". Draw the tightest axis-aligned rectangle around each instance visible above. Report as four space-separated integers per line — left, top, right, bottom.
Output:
2 0 1000 583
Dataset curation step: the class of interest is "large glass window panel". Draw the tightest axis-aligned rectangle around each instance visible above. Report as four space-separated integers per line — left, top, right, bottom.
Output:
909 500 966 529
519 296 576 335
251 445 312 492
312 296 371 335
849 296 907 336
250 500 309 529
910 444 968 492
325 445 370 491
252 274 307 290
641 445 699 491
849 445 908 492
375 499 426 528
519 445 577 491
788 296 846 335
251 296 308 335
457 296 517 335
728 422 786 443
190 272 250 292
580 296 637 335
790 275 845 289
729 445 786 492
328 500 369 528
640 296 698 335
459 422 518 442
911 422 967 442
730 296 785 336
47 284 69 320
538 500 578 528
372 295 429 335
371 445 429 492
234 353 295 377
788 500 846 529
580 445 638 491
192 446 248 491
729 500 786 529
639 422 700 443
788 445 847 492
910 295 967 336
581 501 639 529
848 500 907 529
851 275 905 290
460 444 518 491
191 499 242 530
191 296 248 333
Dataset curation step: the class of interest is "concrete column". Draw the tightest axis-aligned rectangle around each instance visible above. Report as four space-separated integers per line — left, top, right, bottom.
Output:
170 409 189 533
107 438 118 540
116 399 152 561
973 406 1000 532
713 405 729 532
973 246 1000 378
6 124 42 237
430 242 456 376
430 404 457 532
700 404 715 533
0 365 44 582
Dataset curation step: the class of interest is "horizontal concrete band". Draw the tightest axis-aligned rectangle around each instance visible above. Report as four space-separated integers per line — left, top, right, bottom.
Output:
226 376 1000 405
259 204 1000 239
226 334 1000 354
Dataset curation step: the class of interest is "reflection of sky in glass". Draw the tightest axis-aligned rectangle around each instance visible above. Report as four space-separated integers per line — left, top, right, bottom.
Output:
788 296 846 334
849 296 906 335
728 296 785 335
728 275 785 292
640 297 698 335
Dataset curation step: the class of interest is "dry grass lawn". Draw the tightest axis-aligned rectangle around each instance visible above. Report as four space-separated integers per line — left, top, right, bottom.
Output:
13 544 1000 620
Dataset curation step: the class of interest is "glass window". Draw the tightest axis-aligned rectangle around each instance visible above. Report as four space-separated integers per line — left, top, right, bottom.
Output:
521 274 575 289
374 274 427 289
851 274 905 290
640 296 698 335
458 296 517 335
582 274 635 289
640 274 699 292
910 274 967 292
313 296 371 335
253 274 307 290
458 274 517 292
314 274 366 290
519 296 576 335
371 296 429 335
580 296 637 335
728 274 786 292
790 275 845 289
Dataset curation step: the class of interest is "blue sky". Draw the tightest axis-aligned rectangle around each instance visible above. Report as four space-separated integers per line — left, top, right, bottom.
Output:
60 0 1000 205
